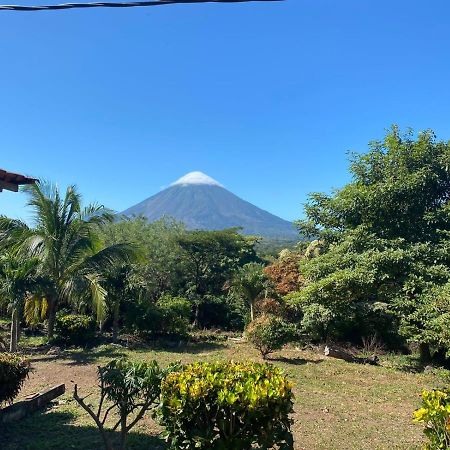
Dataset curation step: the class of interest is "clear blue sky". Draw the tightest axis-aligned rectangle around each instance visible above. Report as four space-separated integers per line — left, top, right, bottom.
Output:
1 0 450 222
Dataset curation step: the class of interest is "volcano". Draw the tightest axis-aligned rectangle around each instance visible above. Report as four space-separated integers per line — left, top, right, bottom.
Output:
122 172 298 239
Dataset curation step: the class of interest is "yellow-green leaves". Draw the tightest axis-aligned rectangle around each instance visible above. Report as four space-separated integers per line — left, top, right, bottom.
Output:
158 361 294 449
0 353 30 405
414 388 450 449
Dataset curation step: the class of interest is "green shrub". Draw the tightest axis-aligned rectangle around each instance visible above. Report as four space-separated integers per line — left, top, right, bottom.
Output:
54 314 95 346
197 295 247 331
413 388 450 449
156 295 191 336
125 295 191 337
300 303 335 342
0 353 30 405
158 361 294 450
246 315 294 359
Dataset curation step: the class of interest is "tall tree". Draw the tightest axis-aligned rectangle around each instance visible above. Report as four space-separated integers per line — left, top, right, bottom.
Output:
293 127 450 359
101 217 187 302
0 182 133 338
177 229 258 326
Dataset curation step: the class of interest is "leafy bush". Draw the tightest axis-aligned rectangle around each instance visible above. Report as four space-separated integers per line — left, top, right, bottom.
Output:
54 313 95 346
156 295 191 336
0 353 30 405
126 295 191 337
197 295 247 331
158 361 294 450
295 128 450 357
300 303 335 341
246 315 294 359
413 388 450 449
74 358 178 450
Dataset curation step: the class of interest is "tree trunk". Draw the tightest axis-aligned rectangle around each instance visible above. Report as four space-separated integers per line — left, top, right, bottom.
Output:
250 301 254 322
73 385 115 450
47 297 57 339
324 346 379 365
112 299 120 343
119 415 127 450
9 308 18 353
16 316 21 344
419 342 432 365
324 346 355 362
193 302 200 329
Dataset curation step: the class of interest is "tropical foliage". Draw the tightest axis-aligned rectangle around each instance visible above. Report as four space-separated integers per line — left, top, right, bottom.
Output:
0 252 43 351
264 249 304 296
0 182 135 339
73 358 176 450
289 127 450 359
0 353 30 405
228 262 268 321
1 126 449 371
158 361 294 449
246 315 294 359
414 388 450 450
54 313 95 346
177 229 259 326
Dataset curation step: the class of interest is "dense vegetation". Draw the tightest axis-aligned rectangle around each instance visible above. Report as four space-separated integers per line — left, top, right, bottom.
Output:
291 127 450 363
0 127 449 449
1 127 449 366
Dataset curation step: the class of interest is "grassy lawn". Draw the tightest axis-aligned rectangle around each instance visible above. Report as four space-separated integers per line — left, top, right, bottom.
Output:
0 336 445 450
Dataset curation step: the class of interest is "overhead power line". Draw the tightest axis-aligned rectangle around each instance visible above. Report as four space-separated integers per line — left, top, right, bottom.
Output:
0 0 282 12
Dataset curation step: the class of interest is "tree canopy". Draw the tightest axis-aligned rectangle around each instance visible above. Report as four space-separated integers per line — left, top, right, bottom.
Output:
291 127 450 358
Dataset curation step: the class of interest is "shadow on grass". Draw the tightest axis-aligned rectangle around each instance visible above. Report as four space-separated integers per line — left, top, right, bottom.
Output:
29 346 128 366
133 339 227 354
0 408 167 450
29 339 226 366
269 356 324 366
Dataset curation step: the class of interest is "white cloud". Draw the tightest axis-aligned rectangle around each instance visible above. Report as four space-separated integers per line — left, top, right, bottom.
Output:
171 171 223 188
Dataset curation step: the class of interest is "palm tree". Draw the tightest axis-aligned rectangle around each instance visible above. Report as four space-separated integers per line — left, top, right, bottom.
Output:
229 262 269 321
0 253 41 352
0 182 133 338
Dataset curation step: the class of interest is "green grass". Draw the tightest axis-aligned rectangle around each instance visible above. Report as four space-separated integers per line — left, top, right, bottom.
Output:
0 338 442 450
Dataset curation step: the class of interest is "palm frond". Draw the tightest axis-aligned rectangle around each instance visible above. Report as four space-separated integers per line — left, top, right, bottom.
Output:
84 243 140 272
85 274 107 327
0 216 31 251
24 295 48 327
80 204 115 226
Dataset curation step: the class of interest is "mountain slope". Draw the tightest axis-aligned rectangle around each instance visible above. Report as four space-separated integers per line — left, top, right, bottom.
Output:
122 172 298 239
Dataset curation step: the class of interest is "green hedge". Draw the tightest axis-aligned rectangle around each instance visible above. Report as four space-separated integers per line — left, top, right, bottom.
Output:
54 314 95 346
158 361 294 449
0 353 30 405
